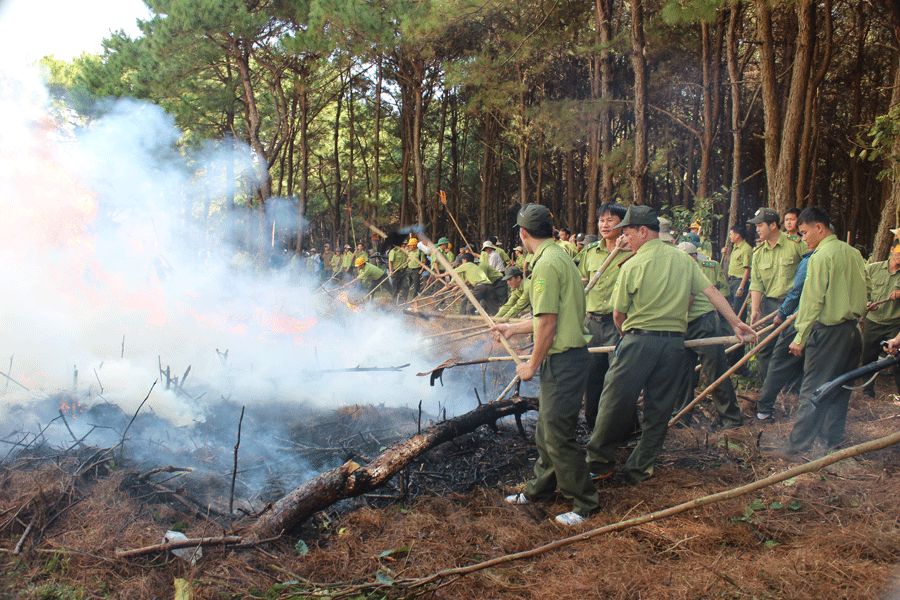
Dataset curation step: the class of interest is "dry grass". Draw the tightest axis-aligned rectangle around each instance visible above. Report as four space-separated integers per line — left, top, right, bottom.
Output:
4 347 900 598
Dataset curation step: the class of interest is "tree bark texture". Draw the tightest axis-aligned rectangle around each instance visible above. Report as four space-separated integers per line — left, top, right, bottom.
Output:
242 396 540 541
629 0 648 205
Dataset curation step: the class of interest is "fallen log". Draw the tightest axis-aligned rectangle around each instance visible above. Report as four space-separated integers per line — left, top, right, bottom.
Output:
241 396 539 542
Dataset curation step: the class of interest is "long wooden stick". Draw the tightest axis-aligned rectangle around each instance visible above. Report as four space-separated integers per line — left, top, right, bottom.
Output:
584 246 621 293
669 314 795 426
439 190 471 253
398 427 900 590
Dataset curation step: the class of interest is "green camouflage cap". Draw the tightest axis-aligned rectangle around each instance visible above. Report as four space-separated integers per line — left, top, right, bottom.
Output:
612 205 659 230
502 265 523 281
516 203 553 232
747 207 780 225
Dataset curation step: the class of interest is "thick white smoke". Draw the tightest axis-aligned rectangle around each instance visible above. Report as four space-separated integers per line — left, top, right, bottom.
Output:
0 66 480 462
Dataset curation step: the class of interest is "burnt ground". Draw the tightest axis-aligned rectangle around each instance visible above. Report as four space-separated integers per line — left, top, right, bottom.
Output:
4 320 900 599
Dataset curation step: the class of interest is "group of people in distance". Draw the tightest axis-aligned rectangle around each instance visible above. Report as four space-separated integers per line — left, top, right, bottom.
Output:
490 201 894 527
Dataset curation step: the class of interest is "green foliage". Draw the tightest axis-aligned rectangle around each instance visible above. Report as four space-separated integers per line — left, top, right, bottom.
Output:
852 103 900 181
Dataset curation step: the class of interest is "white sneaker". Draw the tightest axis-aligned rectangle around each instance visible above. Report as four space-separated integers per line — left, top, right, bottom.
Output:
756 413 772 421
555 511 585 526
505 493 529 505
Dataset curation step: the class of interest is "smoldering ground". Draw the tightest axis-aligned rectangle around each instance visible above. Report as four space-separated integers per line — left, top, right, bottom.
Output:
0 67 498 506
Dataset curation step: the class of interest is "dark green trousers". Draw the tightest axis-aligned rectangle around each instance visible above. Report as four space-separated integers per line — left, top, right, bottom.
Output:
756 321 803 415
789 320 862 452
587 332 684 483
861 318 900 395
756 296 785 387
674 311 743 428
526 347 599 517
390 268 411 303
583 315 621 429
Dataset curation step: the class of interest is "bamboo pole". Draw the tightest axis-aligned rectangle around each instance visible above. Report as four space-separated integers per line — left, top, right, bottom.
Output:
439 190 471 253
398 427 900 590
584 246 621 293
669 313 796 427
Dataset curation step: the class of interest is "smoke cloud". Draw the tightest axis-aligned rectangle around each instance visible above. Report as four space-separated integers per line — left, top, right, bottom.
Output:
0 66 490 501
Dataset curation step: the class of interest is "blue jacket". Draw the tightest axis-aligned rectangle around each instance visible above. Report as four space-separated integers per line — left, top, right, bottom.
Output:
777 250 814 319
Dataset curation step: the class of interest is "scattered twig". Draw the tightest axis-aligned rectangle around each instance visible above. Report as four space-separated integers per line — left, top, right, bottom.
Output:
231 406 246 514
120 380 157 456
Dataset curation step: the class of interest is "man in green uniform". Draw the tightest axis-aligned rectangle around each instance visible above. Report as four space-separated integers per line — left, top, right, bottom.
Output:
727 224 752 313
387 241 411 303
405 238 427 299
579 202 632 431
861 241 900 396
786 206 866 454
339 244 354 281
478 253 508 304
748 207 804 387
355 255 389 295
495 265 530 318
492 203 598 525
556 228 578 258
783 208 802 242
674 242 744 429
586 206 755 483
437 252 499 315
321 244 335 281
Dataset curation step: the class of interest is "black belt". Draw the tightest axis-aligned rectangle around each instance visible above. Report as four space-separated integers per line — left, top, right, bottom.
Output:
811 320 855 331
626 329 683 338
587 312 615 323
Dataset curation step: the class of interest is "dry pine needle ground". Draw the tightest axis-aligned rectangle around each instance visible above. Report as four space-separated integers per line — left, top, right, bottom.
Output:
3 368 900 598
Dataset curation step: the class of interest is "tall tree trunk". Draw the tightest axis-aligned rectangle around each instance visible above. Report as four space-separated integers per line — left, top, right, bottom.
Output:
333 76 344 243
480 115 498 241
774 0 815 214
434 89 448 240
796 0 832 209
372 58 382 224
566 148 576 227
848 3 867 239
698 16 724 201
726 0 744 232
755 0 780 206
873 9 900 262
298 86 310 251
232 41 272 204
629 0 649 205
412 63 427 226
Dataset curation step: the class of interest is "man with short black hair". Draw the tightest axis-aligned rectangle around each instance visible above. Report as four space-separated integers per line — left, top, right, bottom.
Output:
579 202 632 431
785 206 866 454
783 208 802 242
587 206 756 483
747 207 804 387
727 224 752 313
492 203 598 525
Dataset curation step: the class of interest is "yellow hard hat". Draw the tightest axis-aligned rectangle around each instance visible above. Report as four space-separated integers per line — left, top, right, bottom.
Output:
355 256 367 267
407 237 418 247
690 221 701 229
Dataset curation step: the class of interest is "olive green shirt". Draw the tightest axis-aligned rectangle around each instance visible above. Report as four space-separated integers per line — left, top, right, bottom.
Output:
787 233 808 252
454 262 490 286
479 261 503 283
688 265 716 322
727 240 752 279
793 235 867 347
530 239 588 355
498 278 532 318
578 242 633 314
330 253 340 270
407 249 427 270
388 247 408 271
357 262 386 282
750 232 804 299
700 259 730 297
496 246 511 265
557 239 578 258
496 285 523 318
612 238 712 333
341 251 355 270
434 248 455 272
865 260 900 325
